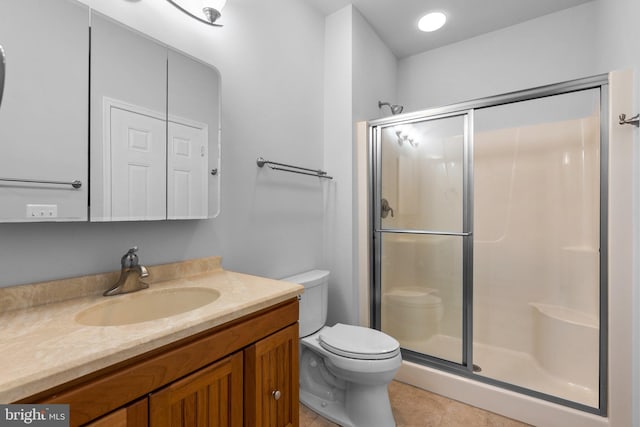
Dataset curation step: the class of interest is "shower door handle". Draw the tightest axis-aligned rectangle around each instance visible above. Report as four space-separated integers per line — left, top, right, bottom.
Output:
0 44 5 110
381 198 394 218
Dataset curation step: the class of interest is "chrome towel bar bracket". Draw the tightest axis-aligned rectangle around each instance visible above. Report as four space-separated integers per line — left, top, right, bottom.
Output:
619 113 639 127
256 157 333 180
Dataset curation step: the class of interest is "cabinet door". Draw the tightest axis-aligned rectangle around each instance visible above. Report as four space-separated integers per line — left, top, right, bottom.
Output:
149 352 243 427
84 398 148 427
244 324 299 427
0 0 88 222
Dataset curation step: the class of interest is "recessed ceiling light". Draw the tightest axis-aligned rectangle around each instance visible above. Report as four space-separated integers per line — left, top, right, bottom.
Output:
418 12 447 32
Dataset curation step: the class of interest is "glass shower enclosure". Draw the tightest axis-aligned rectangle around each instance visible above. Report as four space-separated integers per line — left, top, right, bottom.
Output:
370 76 607 414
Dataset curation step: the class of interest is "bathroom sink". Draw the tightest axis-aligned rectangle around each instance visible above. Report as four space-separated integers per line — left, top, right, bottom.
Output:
75 287 220 326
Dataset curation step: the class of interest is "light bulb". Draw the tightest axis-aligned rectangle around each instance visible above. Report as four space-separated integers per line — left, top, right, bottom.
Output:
202 0 226 23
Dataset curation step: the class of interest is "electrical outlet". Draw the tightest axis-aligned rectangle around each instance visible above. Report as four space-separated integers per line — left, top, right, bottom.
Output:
26 204 58 218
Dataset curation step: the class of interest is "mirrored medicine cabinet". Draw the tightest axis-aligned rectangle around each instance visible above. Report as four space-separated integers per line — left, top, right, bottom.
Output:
0 0 221 223
0 0 89 222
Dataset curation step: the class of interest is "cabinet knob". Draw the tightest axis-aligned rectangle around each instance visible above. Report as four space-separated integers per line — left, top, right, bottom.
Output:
272 390 281 401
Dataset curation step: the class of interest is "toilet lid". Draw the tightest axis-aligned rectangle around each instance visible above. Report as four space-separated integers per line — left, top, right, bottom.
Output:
318 324 400 360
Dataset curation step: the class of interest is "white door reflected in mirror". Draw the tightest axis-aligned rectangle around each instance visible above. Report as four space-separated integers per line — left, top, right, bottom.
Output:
168 120 208 219
90 11 220 222
109 104 167 221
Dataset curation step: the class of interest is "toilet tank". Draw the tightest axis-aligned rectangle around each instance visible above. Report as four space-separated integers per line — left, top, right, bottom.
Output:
282 270 329 337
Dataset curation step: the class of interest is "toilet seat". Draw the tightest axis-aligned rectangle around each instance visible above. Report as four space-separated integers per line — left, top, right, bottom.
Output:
318 323 400 360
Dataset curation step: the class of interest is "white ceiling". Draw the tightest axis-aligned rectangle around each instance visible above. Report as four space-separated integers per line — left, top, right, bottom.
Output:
302 0 595 58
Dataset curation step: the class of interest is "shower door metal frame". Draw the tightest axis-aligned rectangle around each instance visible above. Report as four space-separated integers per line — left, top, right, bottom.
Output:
369 74 609 416
370 109 475 372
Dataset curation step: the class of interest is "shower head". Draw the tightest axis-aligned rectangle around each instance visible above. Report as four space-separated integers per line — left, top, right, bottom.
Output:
378 100 404 115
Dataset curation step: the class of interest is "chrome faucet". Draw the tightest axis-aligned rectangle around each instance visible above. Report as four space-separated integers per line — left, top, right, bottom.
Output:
103 247 150 296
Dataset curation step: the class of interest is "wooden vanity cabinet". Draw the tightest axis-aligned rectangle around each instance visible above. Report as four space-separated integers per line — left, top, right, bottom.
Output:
85 398 148 427
150 352 244 427
22 299 299 427
244 326 299 427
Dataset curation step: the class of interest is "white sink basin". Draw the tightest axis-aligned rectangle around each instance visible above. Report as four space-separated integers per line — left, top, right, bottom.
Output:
75 287 220 326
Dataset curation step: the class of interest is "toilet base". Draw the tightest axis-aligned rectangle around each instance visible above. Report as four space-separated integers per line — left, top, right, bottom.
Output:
345 383 396 427
301 389 353 427
301 384 396 427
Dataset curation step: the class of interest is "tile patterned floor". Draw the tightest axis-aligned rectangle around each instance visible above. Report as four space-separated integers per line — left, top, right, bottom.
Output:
300 381 531 427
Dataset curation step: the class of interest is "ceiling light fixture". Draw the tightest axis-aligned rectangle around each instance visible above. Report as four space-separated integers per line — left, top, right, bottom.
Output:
167 0 227 27
418 12 446 32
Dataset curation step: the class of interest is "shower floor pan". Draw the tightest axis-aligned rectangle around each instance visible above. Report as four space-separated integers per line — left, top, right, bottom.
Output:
402 334 597 408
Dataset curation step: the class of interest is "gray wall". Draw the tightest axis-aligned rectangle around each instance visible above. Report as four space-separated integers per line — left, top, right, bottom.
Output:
323 5 397 326
397 3 599 111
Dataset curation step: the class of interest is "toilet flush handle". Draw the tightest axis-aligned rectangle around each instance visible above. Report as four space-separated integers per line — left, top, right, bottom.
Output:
272 390 282 400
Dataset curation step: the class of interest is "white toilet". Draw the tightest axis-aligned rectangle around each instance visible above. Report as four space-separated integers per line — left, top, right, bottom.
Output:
283 270 402 427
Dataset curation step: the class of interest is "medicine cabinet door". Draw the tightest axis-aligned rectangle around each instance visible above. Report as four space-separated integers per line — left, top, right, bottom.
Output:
90 11 168 221
90 12 221 221
0 0 88 222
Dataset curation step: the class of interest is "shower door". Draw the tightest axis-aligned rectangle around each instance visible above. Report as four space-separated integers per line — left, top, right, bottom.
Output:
371 76 607 414
373 112 471 366
472 88 603 409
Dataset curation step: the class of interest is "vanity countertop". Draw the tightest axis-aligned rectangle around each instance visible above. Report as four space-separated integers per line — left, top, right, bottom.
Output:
0 257 303 403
